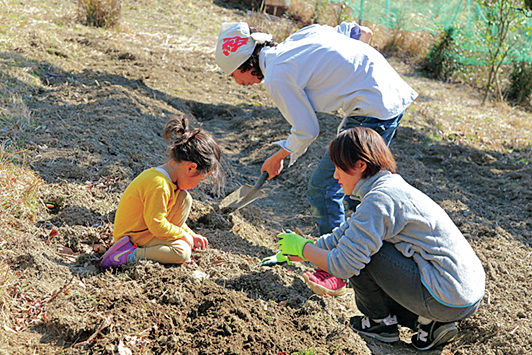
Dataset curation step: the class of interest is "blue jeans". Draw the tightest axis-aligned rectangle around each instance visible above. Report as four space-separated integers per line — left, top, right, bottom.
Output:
350 242 481 329
307 113 404 235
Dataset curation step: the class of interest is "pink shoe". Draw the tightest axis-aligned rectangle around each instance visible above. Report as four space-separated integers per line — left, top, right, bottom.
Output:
302 268 348 296
100 236 137 271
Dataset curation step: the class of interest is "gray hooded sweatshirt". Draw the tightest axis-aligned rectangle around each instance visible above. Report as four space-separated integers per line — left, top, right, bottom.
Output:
317 171 485 308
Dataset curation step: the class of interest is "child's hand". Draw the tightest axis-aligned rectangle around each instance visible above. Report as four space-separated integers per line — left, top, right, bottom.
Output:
182 231 195 249
261 252 291 266
192 234 208 251
277 232 314 259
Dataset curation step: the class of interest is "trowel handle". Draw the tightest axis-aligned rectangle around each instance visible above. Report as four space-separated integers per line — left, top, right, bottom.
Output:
254 171 269 189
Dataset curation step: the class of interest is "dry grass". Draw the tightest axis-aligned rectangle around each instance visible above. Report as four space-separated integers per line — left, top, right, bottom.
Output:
247 0 362 43
286 0 352 27
0 51 41 152
287 0 317 25
0 94 33 150
246 11 298 43
247 0 435 65
0 258 17 347
0 150 44 337
401 75 532 164
372 25 434 61
0 4 48 340
77 0 121 28
0 149 43 230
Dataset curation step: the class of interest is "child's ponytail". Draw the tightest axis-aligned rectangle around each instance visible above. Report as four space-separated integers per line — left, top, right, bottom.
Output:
163 115 223 188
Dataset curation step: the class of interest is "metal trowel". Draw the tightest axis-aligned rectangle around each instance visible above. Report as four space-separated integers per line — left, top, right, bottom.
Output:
219 171 269 213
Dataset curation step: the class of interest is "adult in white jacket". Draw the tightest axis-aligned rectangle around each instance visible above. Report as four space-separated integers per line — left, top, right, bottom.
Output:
277 127 485 351
215 21 418 237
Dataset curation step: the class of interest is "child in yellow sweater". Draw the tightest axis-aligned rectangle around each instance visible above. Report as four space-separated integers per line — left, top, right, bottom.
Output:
101 115 222 270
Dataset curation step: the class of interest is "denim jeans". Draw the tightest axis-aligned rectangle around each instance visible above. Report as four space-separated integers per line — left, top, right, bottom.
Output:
307 112 404 235
349 242 481 329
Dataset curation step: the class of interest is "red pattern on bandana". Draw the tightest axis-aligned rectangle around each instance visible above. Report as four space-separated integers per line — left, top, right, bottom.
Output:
222 36 249 56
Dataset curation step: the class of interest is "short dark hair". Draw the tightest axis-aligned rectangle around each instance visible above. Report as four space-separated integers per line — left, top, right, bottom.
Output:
238 27 277 81
329 127 396 179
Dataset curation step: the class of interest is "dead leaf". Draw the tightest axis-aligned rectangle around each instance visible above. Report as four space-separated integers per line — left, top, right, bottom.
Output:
93 244 106 253
58 246 76 255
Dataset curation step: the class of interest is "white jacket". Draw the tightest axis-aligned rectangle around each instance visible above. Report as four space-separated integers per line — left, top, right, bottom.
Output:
259 24 418 162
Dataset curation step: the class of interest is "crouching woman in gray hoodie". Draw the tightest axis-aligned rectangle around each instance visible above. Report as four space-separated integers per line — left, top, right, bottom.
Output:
278 126 485 351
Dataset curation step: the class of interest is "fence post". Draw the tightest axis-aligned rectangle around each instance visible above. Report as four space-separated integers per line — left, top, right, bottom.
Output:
386 0 390 28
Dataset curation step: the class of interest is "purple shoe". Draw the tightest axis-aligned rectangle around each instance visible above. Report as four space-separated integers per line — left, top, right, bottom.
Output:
100 236 136 271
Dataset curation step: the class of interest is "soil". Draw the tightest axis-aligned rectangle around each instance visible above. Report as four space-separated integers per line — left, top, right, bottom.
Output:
1 1 532 355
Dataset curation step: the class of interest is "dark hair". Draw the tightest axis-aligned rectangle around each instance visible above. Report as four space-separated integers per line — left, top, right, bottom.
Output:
329 127 396 179
163 115 223 186
238 27 277 81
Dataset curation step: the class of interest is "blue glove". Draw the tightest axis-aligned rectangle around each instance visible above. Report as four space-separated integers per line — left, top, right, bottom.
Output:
277 232 315 259
261 252 291 266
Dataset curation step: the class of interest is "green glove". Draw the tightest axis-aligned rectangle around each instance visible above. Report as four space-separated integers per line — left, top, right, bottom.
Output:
277 232 315 259
261 252 291 266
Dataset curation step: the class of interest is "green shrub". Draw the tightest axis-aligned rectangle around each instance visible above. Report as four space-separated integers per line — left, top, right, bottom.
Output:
77 0 121 28
420 27 459 81
506 61 532 105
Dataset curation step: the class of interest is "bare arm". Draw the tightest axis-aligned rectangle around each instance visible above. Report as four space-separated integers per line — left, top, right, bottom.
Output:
359 26 373 44
301 243 331 273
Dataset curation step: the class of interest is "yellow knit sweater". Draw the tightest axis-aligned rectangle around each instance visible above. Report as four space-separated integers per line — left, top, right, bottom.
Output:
113 168 193 245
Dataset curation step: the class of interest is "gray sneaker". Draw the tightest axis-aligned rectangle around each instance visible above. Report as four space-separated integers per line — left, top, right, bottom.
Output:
411 321 458 350
349 315 400 343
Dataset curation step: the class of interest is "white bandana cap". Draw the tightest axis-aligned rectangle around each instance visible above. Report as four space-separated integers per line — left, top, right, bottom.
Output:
215 22 273 75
